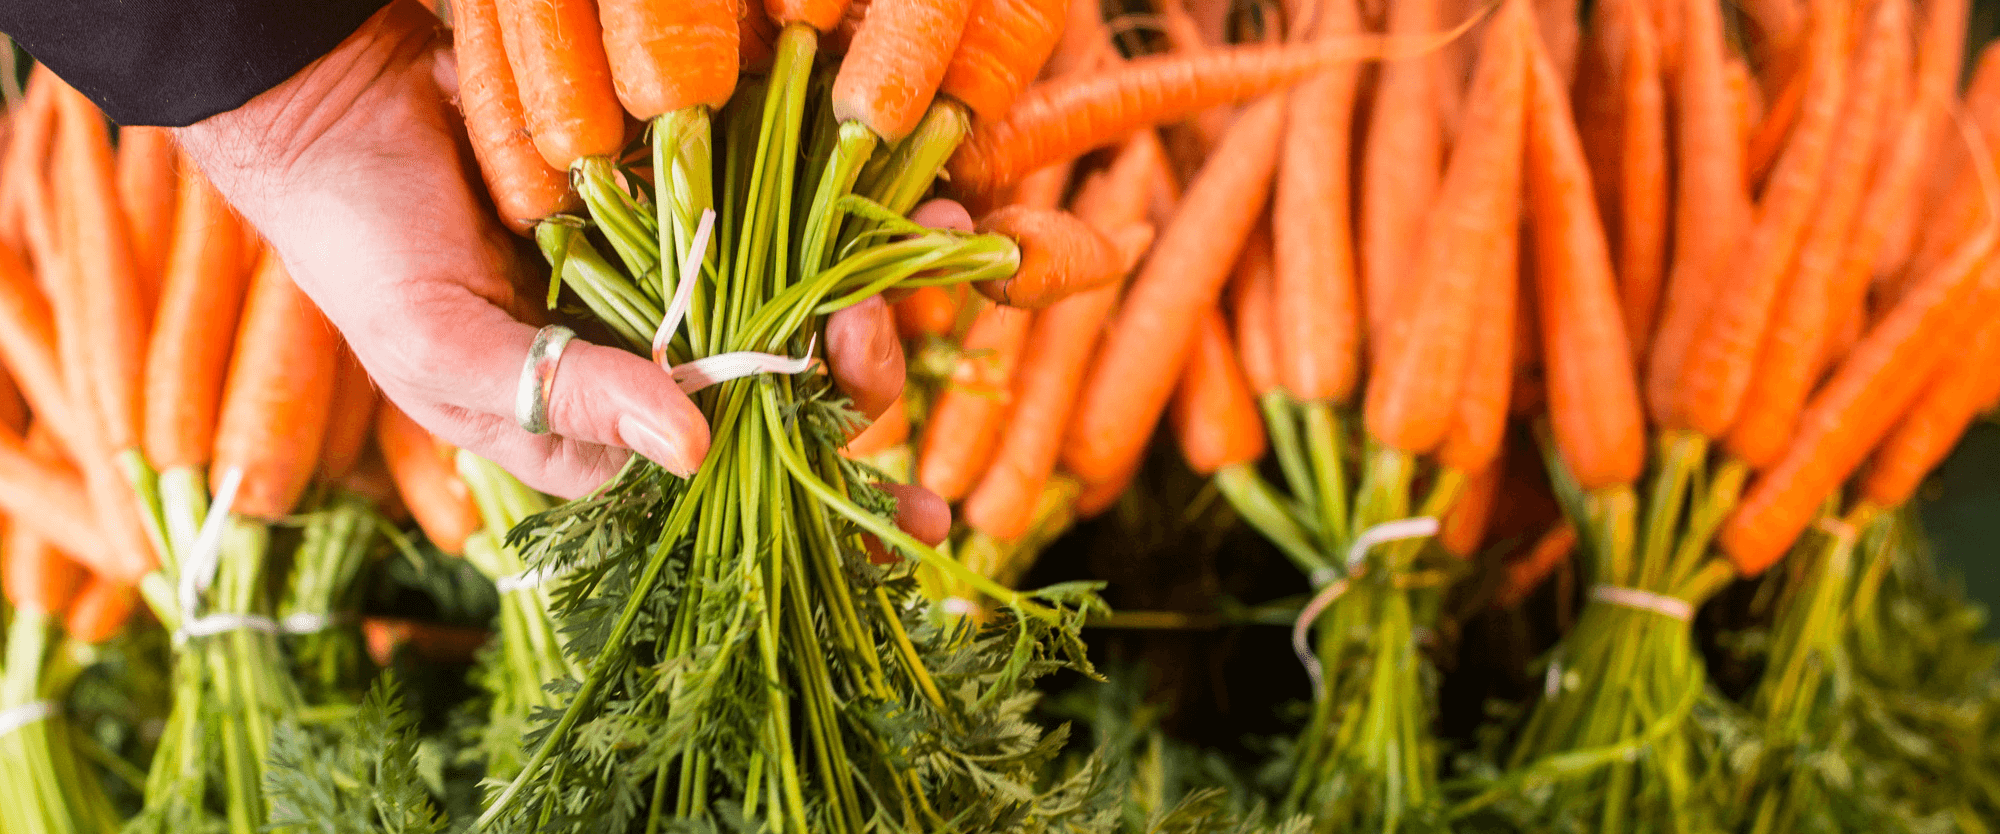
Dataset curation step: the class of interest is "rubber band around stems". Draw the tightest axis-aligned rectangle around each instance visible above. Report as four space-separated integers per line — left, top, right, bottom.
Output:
941 597 980 617
1540 587 1694 699
1290 517 1442 700
0 701 59 738
650 209 819 392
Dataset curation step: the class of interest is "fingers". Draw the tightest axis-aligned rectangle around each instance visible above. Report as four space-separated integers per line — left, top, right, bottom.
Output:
910 198 974 232
397 396 631 499
824 296 904 422
863 482 952 564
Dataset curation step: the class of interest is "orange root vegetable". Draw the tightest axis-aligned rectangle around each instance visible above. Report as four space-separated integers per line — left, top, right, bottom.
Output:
767 0 854 30
946 13 1484 196
0 71 57 258
1435 233 1519 477
1497 520 1576 607
0 431 112 571
832 0 978 142
114 125 177 316
1719 229 1999 576
972 205 1122 308
842 394 910 457
1229 221 1281 397
455 0 579 232
63 575 138 644
52 81 147 453
143 166 249 471
1523 23 1644 490
917 303 1032 501
3 522 85 617
210 251 342 521
1062 96 1285 485
1170 309 1267 475
1724 0 1899 469
319 346 379 481
0 242 81 458
495 0 627 169
1273 0 1362 402
1365 0 1444 355
1440 461 1502 558
1858 304 2000 509
375 403 481 556
599 0 739 119
1364 2 1527 456
939 0 1073 122
1614 6 1667 361
893 285 965 338
1641 0 1749 427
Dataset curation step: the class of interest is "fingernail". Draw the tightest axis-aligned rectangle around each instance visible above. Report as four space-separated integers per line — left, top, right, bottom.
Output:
619 414 702 477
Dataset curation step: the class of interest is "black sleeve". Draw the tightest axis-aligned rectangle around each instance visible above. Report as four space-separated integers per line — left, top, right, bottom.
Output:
0 0 392 127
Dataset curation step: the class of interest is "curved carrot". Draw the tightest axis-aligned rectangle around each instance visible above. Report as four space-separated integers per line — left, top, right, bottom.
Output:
1719 229 1999 576
1725 0 1898 469
495 0 626 169
3 522 84 616
1524 25 1644 489
1673 0 1848 439
600 0 739 120
1614 6 1666 360
893 285 966 338
142 167 248 471
1273 0 1361 402
1869 0 1968 277
1821 0 1918 355
1364 0 1443 355
962 133 1163 540
1440 461 1502 558
1641 0 1748 427
833 0 978 142
917 303 1032 501
946 15 1483 196
52 81 146 453
0 431 111 569
842 394 910 458
1497 520 1576 607
0 241 80 458
973 205 1121 308
939 0 1072 122
63 575 137 644
455 0 578 233
1044 0 1116 78
211 251 342 521
114 125 176 318
1171 309 1267 476
375 403 480 556
1230 221 1281 397
1858 309 2000 509
1531 0 1581 82
767 0 854 30
1062 96 1285 485
319 346 379 482
1 67 59 264
1364 3 1527 456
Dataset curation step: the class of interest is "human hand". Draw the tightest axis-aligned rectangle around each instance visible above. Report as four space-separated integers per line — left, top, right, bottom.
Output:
171 0 946 546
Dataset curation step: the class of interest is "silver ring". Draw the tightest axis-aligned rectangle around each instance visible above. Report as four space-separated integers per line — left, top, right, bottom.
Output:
515 325 576 434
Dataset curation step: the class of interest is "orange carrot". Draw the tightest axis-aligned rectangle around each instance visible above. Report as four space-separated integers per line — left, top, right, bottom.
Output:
0 431 112 568
1074 459 1138 517
0 372 25 437
210 251 342 521
1062 96 1285 485
375 403 480 555
1858 306 2000 508
1359 0 1446 353
917 302 1032 501
1820 0 1917 354
0 242 80 458
1724 0 1899 469
1230 221 1281 397
1436 221 1520 477
767 0 855 30
740 0 782 70
1724 55 1761 149
1171 309 1267 475
3 522 84 616
1743 46 1809 188
1673 0 1848 439
600 0 739 120
893 285 966 338
0 68 57 260
1044 0 1116 78
833 0 978 142
319 346 379 481
1641 0 1749 427
1719 228 2000 576
52 81 146 453
1364 2 1527 456
1614 6 1667 360
1531 0 1581 82
1273 0 1362 402
62 575 137 644
1497 520 1576 607
114 125 177 318
1440 460 1502 558
142 166 249 471
1524 24 1645 489
495 0 627 169
456 0 579 232
973 205 1122 307
939 0 1073 122
961 133 1163 540
1869 0 1968 276
842 394 910 457
946 16 1482 195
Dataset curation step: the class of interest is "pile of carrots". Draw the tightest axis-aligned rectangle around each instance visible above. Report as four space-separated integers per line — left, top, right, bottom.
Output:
2 0 2000 828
